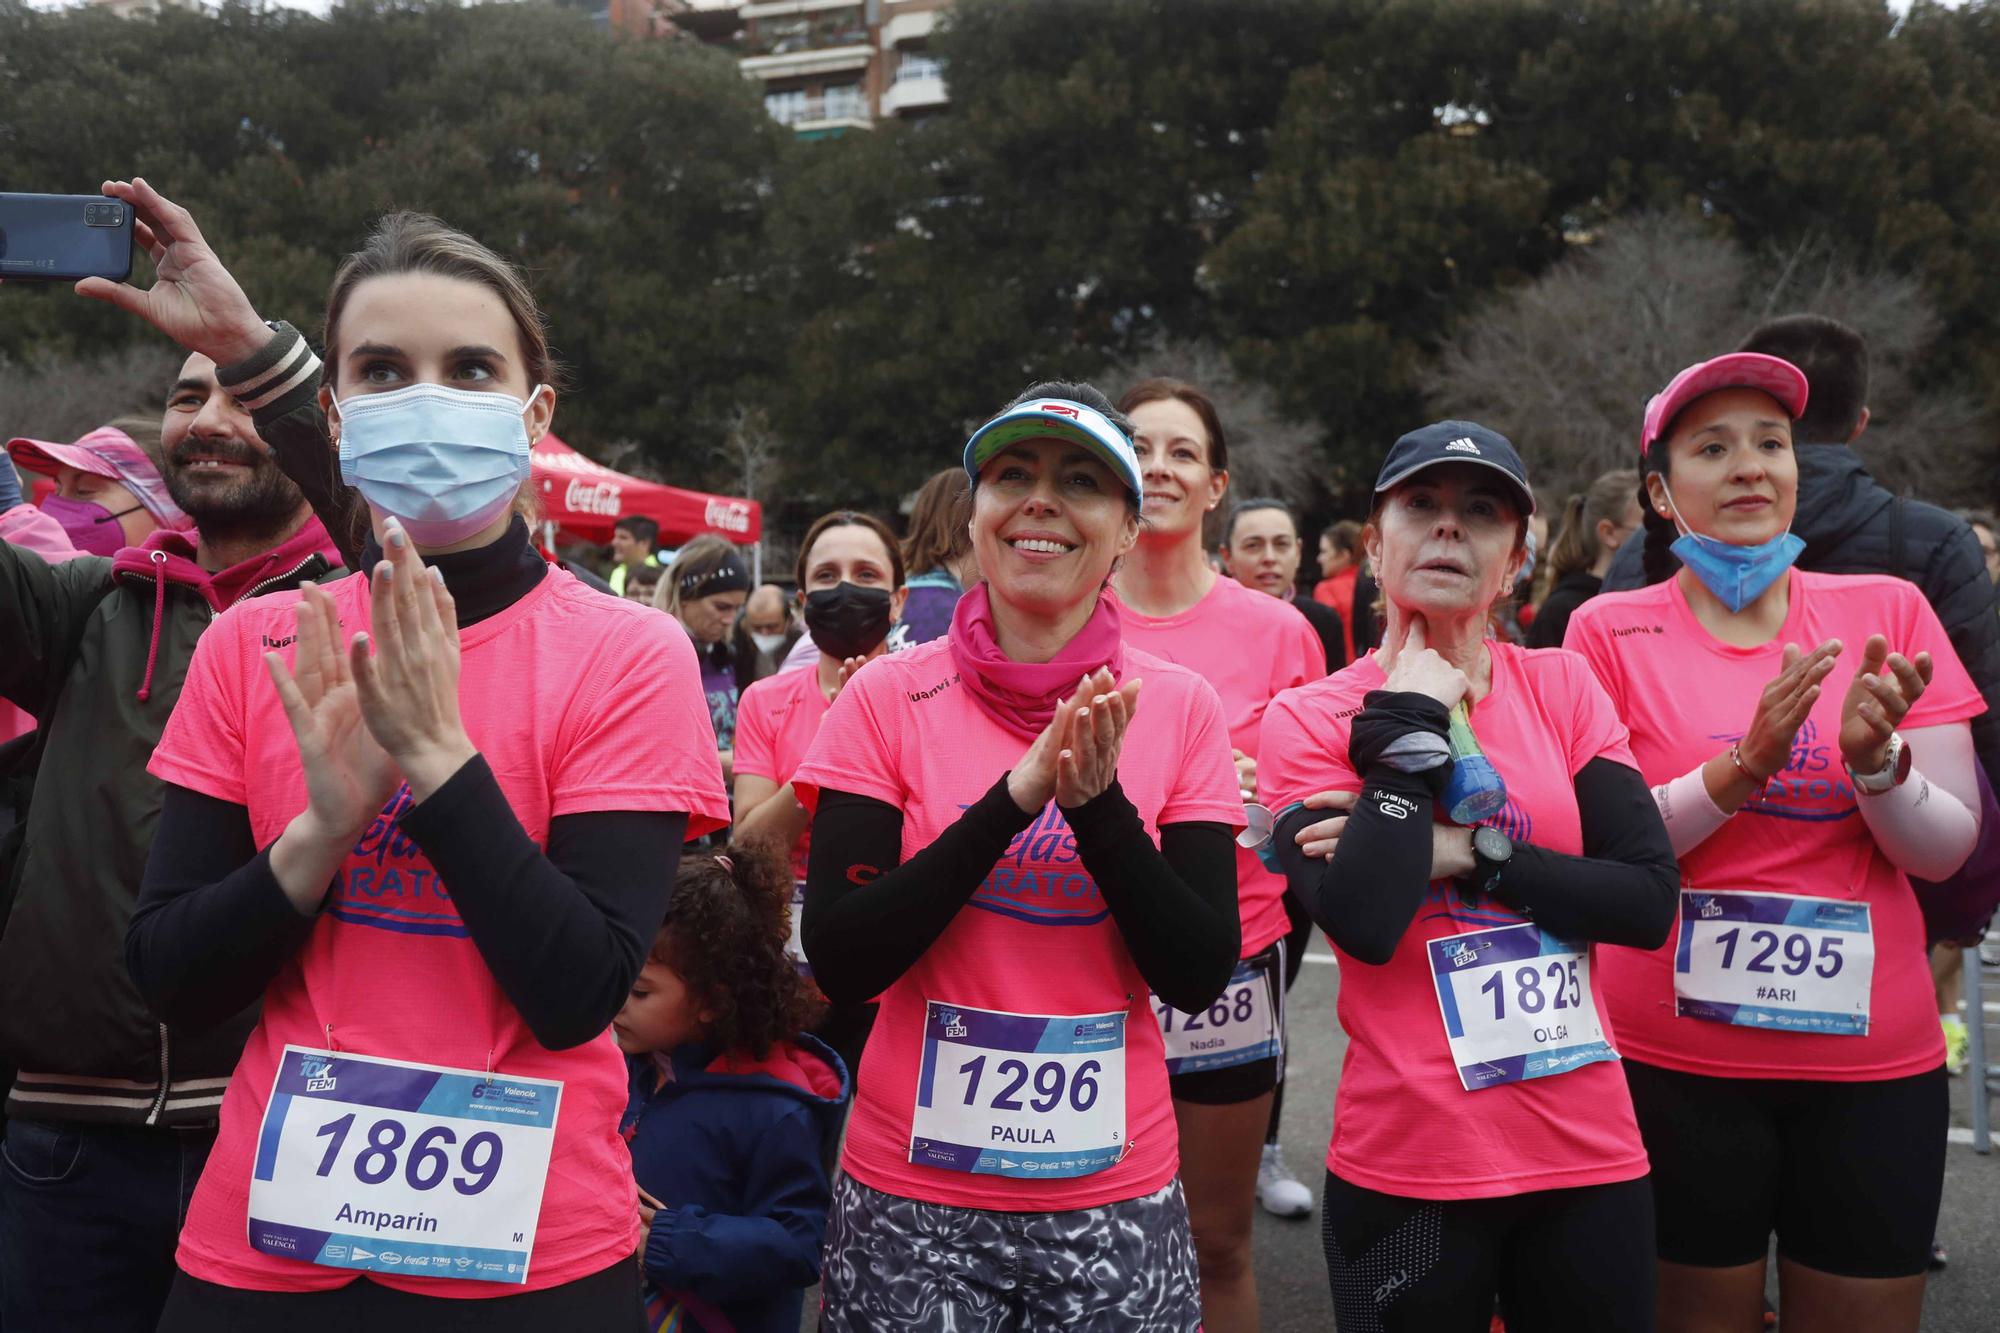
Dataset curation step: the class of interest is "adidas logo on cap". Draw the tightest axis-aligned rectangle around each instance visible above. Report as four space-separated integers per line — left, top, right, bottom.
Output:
1444 437 1481 455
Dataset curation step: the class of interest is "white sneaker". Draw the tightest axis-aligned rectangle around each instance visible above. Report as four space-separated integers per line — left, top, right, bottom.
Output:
1257 1143 1313 1219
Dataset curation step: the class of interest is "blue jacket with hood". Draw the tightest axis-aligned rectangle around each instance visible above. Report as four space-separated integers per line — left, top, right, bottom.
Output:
622 1032 848 1333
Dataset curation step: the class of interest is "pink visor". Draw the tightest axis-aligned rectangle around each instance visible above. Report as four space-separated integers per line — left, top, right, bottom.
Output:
8 426 190 529
1640 353 1809 461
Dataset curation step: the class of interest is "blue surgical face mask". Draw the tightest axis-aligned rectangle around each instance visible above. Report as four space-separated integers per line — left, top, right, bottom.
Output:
1661 482 1803 613
335 382 540 546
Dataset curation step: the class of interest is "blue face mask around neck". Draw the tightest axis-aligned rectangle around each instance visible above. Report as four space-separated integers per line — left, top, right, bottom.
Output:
1661 484 1804 613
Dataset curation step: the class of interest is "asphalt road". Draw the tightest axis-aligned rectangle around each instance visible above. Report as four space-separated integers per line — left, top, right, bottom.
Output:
805 943 2000 1330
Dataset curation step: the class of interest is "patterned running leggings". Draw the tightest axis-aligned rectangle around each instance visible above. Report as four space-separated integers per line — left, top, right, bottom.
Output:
817 1173 1203 1331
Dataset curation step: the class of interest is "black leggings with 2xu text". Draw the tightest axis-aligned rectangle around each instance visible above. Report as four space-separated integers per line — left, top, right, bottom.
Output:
1320 1171 1656 1333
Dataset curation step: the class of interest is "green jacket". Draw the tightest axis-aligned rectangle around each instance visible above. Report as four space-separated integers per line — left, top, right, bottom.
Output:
0 322 351 1127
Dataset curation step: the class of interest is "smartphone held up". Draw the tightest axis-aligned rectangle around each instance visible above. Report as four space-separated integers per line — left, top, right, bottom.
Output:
0 192 135 283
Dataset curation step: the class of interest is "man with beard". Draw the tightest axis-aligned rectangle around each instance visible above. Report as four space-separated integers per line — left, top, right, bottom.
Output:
0 344 348 1333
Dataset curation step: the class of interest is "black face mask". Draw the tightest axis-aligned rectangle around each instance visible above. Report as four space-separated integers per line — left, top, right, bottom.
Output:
803 582 894 659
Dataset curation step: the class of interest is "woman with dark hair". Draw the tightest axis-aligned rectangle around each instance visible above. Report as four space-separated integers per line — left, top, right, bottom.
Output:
1261 420 1678 1332
1566 354 1984 1333
112 180 729 1327
659 534 753 774
795 380 1243 1330
732 510 906 1112
893 467 973 648
1110 377 1325 1332
1524 468 1639 649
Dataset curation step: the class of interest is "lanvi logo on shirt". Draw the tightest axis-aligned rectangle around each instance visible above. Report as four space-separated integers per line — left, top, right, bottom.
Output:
1444 437 1481 455
964 801 1106 926
328 784 468 938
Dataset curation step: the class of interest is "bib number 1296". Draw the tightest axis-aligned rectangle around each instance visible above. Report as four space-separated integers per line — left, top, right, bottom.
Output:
909 1002 1126 1179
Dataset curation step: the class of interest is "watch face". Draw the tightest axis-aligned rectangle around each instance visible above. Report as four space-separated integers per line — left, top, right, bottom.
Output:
1474 826 1511 861
1893 737 1914 785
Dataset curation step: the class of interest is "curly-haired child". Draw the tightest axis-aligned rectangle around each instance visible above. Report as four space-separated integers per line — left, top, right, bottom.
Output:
616 842 848 1333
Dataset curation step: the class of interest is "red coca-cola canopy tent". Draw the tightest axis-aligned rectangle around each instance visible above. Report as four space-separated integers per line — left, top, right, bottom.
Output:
531 436 760 546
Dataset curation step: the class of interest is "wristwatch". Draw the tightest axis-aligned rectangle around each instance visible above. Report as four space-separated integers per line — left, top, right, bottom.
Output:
1847 732 1912 795
1466 825 1514 899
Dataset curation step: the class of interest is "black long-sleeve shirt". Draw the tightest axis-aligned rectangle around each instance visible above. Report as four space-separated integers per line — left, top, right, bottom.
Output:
1273 748 1677 966
801 776 1239 1014
125 518 693 1050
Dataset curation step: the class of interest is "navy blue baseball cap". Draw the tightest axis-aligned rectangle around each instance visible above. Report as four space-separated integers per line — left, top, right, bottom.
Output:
1374 420 1535 516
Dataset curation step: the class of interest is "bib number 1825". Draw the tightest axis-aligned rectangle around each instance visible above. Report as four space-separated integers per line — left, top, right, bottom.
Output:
1478 958 1582 1021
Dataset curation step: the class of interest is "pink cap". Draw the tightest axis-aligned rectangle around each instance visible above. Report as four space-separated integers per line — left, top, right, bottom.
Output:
1641 353 1809 461
7 427 190 529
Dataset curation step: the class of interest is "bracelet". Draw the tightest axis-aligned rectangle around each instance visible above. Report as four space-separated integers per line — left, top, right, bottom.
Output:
1727 744 1769 787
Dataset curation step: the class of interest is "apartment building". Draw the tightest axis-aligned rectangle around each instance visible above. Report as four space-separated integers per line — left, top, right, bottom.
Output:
618 0 951 136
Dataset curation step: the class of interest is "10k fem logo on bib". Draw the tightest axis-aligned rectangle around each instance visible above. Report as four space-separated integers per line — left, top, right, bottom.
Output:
1427 923 1617 1091
910 1002 1126 1179
247 1047 562 1283
1674 890 1874 1035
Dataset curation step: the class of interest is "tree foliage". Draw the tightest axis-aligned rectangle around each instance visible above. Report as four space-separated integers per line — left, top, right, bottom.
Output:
1427 210 1986 505
3 0 1996 522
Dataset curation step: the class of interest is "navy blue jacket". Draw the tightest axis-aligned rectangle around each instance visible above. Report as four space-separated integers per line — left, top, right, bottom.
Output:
623 1033 848 1333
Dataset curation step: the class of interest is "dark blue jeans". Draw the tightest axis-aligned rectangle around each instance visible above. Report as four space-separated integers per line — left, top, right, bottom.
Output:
0 1117 213 1333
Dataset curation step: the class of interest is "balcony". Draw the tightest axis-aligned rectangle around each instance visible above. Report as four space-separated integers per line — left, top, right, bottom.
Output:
881 7 936 47
764 86 872 132
881 53 947 114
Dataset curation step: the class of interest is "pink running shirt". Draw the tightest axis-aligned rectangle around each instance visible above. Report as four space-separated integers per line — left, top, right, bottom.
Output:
792 636 1244 1211
148 568 730 1296
1116 575 1325 956
1564 569 1983 1081
733 665 832 880
1259 642 1652 1199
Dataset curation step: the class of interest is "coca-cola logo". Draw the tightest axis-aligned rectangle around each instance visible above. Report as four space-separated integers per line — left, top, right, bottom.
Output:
565 478 622 517
704 498 753 534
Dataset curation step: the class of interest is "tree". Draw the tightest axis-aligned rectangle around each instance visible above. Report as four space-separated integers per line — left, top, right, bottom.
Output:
1424 210 1988 505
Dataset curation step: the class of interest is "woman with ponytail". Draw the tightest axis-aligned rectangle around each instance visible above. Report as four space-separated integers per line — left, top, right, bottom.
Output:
1566 353 1984 1333
1525 469 1640 649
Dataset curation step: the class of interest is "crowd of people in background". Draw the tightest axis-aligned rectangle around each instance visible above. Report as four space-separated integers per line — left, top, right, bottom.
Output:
2 180 1998 1333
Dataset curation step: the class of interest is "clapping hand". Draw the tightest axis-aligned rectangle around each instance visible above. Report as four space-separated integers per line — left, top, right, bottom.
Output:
1006 667 1141 813
1737 640 1841 781
349 518 478 800
1839 634 1931 774
265 582 401 846
1055 667 1142 809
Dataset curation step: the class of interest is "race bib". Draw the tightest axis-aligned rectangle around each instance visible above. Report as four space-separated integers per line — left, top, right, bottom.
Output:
1153 955 1280 1076
1427 923 1617 1091
786 880 810 976
247 1046 562 1284
1674 890 1874 1036
909 1001 1126 1179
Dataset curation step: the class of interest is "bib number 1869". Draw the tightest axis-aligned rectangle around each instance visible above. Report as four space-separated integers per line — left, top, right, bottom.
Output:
311 1113 504 1195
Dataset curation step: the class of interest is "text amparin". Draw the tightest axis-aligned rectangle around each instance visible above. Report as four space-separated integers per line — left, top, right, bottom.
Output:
334 1202 441 1234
